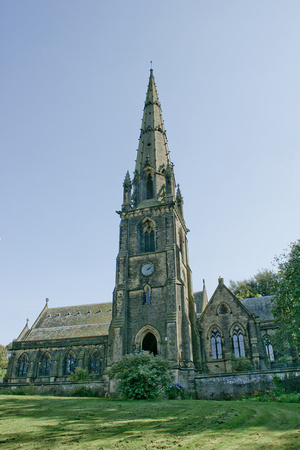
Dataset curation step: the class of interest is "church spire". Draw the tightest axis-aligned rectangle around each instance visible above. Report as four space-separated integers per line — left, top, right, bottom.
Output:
133 70 175 206
135 69 171 174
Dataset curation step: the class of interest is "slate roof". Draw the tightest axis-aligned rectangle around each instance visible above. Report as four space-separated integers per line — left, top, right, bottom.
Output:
240 296 274 321
23 302 112 341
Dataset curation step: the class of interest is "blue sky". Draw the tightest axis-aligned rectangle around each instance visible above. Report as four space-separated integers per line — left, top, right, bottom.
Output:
1 1 299 346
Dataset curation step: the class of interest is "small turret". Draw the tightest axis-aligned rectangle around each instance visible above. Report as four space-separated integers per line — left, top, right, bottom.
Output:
176 184 184 217
122 171 132 210
164 162 175 203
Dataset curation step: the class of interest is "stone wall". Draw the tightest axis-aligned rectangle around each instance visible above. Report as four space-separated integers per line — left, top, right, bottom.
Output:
1 380 107 396
195 368 300 400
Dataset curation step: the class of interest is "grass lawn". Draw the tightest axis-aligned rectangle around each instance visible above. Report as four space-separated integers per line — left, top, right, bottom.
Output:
0 395 299 449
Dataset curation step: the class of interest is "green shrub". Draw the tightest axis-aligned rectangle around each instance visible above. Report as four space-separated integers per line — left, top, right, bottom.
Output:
165 382 185 399
232 356 252 372
6 384 37 396
273 374 300 394
70 367 89 382
107 351 173 400
251 390 300 403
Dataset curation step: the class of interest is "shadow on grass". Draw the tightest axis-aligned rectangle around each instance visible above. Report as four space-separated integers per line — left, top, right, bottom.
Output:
1 396 299 448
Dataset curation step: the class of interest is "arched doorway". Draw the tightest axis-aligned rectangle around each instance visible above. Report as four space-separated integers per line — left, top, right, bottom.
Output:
142 332 158 355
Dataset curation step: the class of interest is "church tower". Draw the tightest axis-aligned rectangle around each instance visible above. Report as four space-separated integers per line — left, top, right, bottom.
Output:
108 70 200 370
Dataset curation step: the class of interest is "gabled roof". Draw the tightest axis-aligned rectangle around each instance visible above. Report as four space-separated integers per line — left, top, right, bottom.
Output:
199 278 256 321
20 302 112 341
240 296 274 322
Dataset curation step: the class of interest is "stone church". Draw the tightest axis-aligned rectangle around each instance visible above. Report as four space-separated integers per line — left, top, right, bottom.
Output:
5 70 282 395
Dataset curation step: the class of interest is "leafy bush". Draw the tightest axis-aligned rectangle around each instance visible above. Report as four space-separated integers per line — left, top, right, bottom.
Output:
248 375 300 403
0 344 8 379
232 356 252 372
4 384 37 396
70 367 89 382
273 374 300 394
251 390 300 403
107 351 173 400
165 382 185 399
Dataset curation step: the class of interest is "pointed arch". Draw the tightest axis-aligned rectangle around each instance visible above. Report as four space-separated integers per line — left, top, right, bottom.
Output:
146 173 154 199
64 351 76 375
231 325 245 358
208 326 223 360
17 353 29 377
139 218 156 253
217 302 231 315
88 349 102 375
135 325 161 355
39 352 51 377
142 332 158 355
263 335 275 361
143 284 152 304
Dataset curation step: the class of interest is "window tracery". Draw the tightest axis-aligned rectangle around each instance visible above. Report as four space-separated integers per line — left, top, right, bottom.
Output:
232 325 245 357
64 352 76 375
89 350 102 374
263 336 275 361
219 303 229 314
39 353 51 377
140 219 155 253
211 328 223 359
17 353 29 377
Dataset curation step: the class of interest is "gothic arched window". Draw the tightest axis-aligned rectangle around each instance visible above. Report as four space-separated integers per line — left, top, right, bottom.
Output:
140 219 155 253
143 285 151 304
232 326 245 358
146 174 154 199
89 350 102 374
17 353 29 377
219 303 229 314
39 353 51 377
145 228 154 252
211 328 222 359
64 352 76 375
264 336 275 361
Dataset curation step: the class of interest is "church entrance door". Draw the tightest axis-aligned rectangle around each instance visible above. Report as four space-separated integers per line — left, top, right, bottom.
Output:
142 332 158 355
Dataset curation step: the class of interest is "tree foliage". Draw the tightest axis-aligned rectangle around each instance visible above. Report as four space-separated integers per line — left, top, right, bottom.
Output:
229 269 278 299
107 351 173 400
0 345 8 379
271 241 300 356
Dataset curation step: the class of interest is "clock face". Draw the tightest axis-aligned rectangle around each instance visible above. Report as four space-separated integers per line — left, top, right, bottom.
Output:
141 263 154 276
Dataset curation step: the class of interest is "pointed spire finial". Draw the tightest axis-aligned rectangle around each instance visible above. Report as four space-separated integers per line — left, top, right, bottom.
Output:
150 60 153 71
123 170 131 188
176 185 184 217
122 171 132 210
